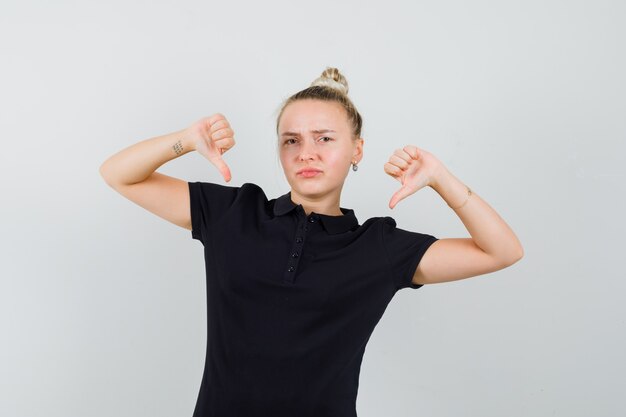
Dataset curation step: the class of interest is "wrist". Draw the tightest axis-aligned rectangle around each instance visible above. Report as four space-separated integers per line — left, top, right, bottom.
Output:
180 128 197 152
431 168 471 209
429 165 451 192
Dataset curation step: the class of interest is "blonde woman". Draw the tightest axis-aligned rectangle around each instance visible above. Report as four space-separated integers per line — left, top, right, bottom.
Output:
100 67 523 417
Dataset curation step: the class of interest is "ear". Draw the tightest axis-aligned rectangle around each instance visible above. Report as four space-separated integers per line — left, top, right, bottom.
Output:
353 137 364 163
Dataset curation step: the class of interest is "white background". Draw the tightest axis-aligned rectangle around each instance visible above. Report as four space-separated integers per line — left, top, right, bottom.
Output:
1 1 624 416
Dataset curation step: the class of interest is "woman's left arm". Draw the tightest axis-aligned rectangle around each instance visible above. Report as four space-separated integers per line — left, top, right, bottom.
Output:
385 145 524 285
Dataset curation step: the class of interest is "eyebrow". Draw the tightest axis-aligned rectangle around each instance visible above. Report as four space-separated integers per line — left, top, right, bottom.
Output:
280 129 336 137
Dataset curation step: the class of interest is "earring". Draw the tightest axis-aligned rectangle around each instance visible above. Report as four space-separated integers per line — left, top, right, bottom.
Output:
351 161 358 171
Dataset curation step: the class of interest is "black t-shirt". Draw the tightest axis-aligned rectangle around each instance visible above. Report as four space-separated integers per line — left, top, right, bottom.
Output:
188 181 438 417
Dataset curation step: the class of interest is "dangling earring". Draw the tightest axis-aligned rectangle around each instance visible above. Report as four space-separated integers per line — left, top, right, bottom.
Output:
351 160 358 171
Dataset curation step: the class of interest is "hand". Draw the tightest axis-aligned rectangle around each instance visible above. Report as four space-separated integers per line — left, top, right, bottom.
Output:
383 145 444 209
186 113 236 182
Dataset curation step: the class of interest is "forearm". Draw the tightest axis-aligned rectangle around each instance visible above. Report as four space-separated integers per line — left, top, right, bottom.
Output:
99 128 195 186
431 167 524 263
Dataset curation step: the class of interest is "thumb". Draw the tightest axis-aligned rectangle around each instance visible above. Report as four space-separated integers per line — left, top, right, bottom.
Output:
389 185 411 209
209 153 232 182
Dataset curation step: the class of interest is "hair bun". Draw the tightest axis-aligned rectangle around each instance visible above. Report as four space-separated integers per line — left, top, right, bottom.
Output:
310 67 349 95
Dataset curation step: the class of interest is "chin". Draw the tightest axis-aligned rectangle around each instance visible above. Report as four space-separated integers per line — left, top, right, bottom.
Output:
296 182 339 198
291 180 321 191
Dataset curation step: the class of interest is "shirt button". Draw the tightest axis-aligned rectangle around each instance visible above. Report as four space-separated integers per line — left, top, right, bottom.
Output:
292 252 299 258
308 216 316 223
295 237 303 243
287 266 294 272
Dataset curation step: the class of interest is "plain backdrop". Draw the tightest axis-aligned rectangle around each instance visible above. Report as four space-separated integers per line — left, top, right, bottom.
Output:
1 1 624 416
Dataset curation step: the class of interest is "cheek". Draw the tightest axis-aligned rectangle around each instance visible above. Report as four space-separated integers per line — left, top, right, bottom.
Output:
279 147 297 161
279 154 295 175
325 150 351 166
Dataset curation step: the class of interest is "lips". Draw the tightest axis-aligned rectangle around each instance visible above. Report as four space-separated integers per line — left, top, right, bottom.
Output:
297 168 323 175
297 168 322 179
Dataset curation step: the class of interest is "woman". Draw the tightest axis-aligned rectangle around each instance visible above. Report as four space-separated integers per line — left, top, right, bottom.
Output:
100 67 523 417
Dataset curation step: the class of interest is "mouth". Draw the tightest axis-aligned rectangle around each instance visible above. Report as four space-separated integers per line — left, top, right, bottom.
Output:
297 169 323 178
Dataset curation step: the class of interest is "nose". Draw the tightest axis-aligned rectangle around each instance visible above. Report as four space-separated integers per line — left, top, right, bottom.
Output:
298 139 317 161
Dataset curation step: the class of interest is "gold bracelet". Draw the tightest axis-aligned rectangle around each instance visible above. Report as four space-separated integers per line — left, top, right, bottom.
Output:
448 186 472 210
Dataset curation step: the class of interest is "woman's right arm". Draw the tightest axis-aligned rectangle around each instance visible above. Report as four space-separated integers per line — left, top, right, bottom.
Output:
99 114 235 231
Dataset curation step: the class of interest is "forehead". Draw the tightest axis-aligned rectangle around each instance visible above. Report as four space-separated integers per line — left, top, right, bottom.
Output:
279 100 347 134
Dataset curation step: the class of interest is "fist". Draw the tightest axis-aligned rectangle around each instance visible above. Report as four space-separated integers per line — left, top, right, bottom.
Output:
187 113 236 182
384 145 443 209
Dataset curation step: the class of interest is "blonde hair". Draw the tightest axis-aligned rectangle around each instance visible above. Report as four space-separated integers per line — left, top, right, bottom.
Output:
275 67 363 142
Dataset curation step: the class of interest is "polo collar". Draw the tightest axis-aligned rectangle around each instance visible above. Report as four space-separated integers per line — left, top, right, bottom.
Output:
273 191 359 235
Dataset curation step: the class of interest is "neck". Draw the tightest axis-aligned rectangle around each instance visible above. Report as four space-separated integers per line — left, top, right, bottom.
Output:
290 189 344 216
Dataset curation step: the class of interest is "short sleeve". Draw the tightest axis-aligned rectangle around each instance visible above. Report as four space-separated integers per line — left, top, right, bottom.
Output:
188 181 241 244
381 216 438 290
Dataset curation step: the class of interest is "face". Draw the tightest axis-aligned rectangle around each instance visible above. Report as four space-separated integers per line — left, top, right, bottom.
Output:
277 99 364 201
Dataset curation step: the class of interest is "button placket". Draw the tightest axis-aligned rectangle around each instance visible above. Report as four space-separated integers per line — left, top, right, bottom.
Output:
283 211 315 284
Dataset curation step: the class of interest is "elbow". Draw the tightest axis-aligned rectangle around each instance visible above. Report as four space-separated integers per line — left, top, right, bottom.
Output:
515 243 524 261
99 161 116 188
507 235 524 265
99 163 110 184
507 245 524 266
496 246 524 269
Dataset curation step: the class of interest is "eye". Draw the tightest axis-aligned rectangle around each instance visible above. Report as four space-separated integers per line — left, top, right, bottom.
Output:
284 138 297 145
319 136 333 142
